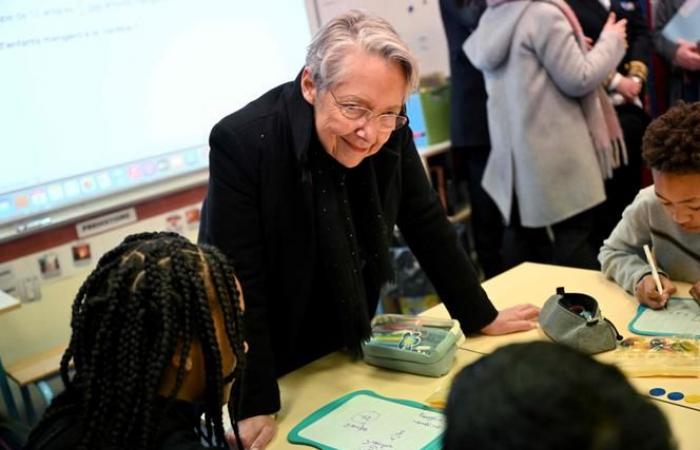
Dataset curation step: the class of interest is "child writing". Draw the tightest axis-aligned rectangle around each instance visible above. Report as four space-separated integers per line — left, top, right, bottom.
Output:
25 232 247 450
599 101 700 308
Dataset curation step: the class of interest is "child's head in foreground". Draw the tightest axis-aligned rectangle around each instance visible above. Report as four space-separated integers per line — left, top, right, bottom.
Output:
642 101 700 233
444 341 674 450
26 232 246 450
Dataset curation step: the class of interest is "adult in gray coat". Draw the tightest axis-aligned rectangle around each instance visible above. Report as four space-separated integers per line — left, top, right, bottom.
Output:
464 0 627 268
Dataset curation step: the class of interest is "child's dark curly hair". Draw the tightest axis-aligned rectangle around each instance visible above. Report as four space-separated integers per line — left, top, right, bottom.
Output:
642 102 700 174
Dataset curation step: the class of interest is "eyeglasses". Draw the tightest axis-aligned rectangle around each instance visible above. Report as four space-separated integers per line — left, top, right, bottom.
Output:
329 90 408 131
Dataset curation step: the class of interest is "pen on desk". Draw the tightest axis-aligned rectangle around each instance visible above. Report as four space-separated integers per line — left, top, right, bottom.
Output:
643 244 666 309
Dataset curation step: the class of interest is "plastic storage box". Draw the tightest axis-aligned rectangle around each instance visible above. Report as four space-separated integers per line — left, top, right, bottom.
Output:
363 314 463 377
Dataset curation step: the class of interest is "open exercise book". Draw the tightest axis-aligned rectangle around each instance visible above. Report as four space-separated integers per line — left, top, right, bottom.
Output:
288 390 444 450
629 297 700 337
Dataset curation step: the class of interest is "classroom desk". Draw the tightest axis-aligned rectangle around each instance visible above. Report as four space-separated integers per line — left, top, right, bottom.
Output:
434 262 694 354
443 262 695 357
0 290 20 315
269 348 480 450
267 345 700 450
265 262 699 449
428 262 700 448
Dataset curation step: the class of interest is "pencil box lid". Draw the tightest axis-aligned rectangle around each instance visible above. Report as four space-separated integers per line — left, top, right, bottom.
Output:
362 314 462 377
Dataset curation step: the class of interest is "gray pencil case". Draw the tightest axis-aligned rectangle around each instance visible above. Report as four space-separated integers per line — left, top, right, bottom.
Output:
362 314 463 377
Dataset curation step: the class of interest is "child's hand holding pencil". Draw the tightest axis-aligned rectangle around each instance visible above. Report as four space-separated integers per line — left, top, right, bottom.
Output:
690 281 700 304
635 245 677 309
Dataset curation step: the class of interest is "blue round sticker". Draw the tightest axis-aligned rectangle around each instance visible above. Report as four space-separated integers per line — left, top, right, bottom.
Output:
667 392 684 401
649 388 666 397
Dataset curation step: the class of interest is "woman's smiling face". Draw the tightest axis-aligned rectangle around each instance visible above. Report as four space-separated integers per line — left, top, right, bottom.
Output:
301 48 407 168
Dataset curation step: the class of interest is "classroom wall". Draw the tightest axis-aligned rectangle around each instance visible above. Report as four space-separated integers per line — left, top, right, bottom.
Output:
0 205 200 366
310 0 449 76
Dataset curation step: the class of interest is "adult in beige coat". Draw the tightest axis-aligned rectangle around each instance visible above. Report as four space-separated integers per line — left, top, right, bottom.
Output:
464 0 627 268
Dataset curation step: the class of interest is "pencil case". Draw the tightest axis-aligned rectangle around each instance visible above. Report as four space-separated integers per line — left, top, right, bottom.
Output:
612 336 700 377
362 314 463 377
539 287 623 354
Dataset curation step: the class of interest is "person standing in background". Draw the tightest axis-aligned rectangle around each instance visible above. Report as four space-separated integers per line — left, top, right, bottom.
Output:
653 0 700 105
439 0 505 279
465 0 628 269
565 0 652 247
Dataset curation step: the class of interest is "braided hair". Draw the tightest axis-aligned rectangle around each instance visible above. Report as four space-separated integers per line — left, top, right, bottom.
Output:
26 232 246 450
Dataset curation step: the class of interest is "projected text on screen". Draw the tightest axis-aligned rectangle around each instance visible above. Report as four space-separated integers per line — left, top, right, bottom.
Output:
0 0 310 239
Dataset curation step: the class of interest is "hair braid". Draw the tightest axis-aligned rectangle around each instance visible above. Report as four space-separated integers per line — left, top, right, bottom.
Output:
26 232 245 450
202 248 247 448
176 250 224 446
28 236 154 448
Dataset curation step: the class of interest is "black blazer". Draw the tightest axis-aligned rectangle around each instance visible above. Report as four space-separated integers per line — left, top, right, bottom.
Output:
439 0 490 147
199 73 497 418
567 0 652 80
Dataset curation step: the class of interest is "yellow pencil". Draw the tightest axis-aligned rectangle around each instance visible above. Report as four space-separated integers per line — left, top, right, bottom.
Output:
643 244 666 308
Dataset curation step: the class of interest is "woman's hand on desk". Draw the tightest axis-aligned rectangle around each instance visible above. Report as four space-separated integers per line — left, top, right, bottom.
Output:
480 304 540 335
226 414 277 450
635 274 676 309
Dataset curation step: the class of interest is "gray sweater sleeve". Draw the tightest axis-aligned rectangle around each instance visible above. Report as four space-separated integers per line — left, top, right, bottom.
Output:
598 192 655 294
530 3 625 97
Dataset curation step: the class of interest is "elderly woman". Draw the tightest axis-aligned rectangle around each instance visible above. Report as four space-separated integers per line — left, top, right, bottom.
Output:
199 10 538 449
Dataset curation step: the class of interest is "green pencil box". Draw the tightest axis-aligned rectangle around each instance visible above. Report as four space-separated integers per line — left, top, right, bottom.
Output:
362 314 463 377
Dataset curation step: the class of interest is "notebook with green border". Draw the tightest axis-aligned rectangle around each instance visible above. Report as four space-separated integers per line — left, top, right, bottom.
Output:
287 390 444 450
629 297 700 337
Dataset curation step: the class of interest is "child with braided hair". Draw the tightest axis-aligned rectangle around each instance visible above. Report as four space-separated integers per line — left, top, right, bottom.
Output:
25 232 247 450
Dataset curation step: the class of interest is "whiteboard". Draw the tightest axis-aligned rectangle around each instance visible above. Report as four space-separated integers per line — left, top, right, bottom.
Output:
307 0 450 76
289 390 444 450
0 0 312 243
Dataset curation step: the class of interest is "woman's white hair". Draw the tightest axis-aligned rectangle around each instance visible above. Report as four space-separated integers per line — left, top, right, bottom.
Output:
305 10 419 98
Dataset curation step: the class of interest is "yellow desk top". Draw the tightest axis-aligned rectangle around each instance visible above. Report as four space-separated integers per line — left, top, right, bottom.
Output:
0 289 20 315
269 348 480 449
267 262 699 449
424 262 700 449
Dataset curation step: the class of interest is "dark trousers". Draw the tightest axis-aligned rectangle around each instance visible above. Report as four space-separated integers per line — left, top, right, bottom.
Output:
453 145 505 279
503 196 599 270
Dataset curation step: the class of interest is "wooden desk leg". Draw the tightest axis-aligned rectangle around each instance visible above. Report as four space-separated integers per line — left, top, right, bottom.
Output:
20 385 36 424
0 358 20 421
